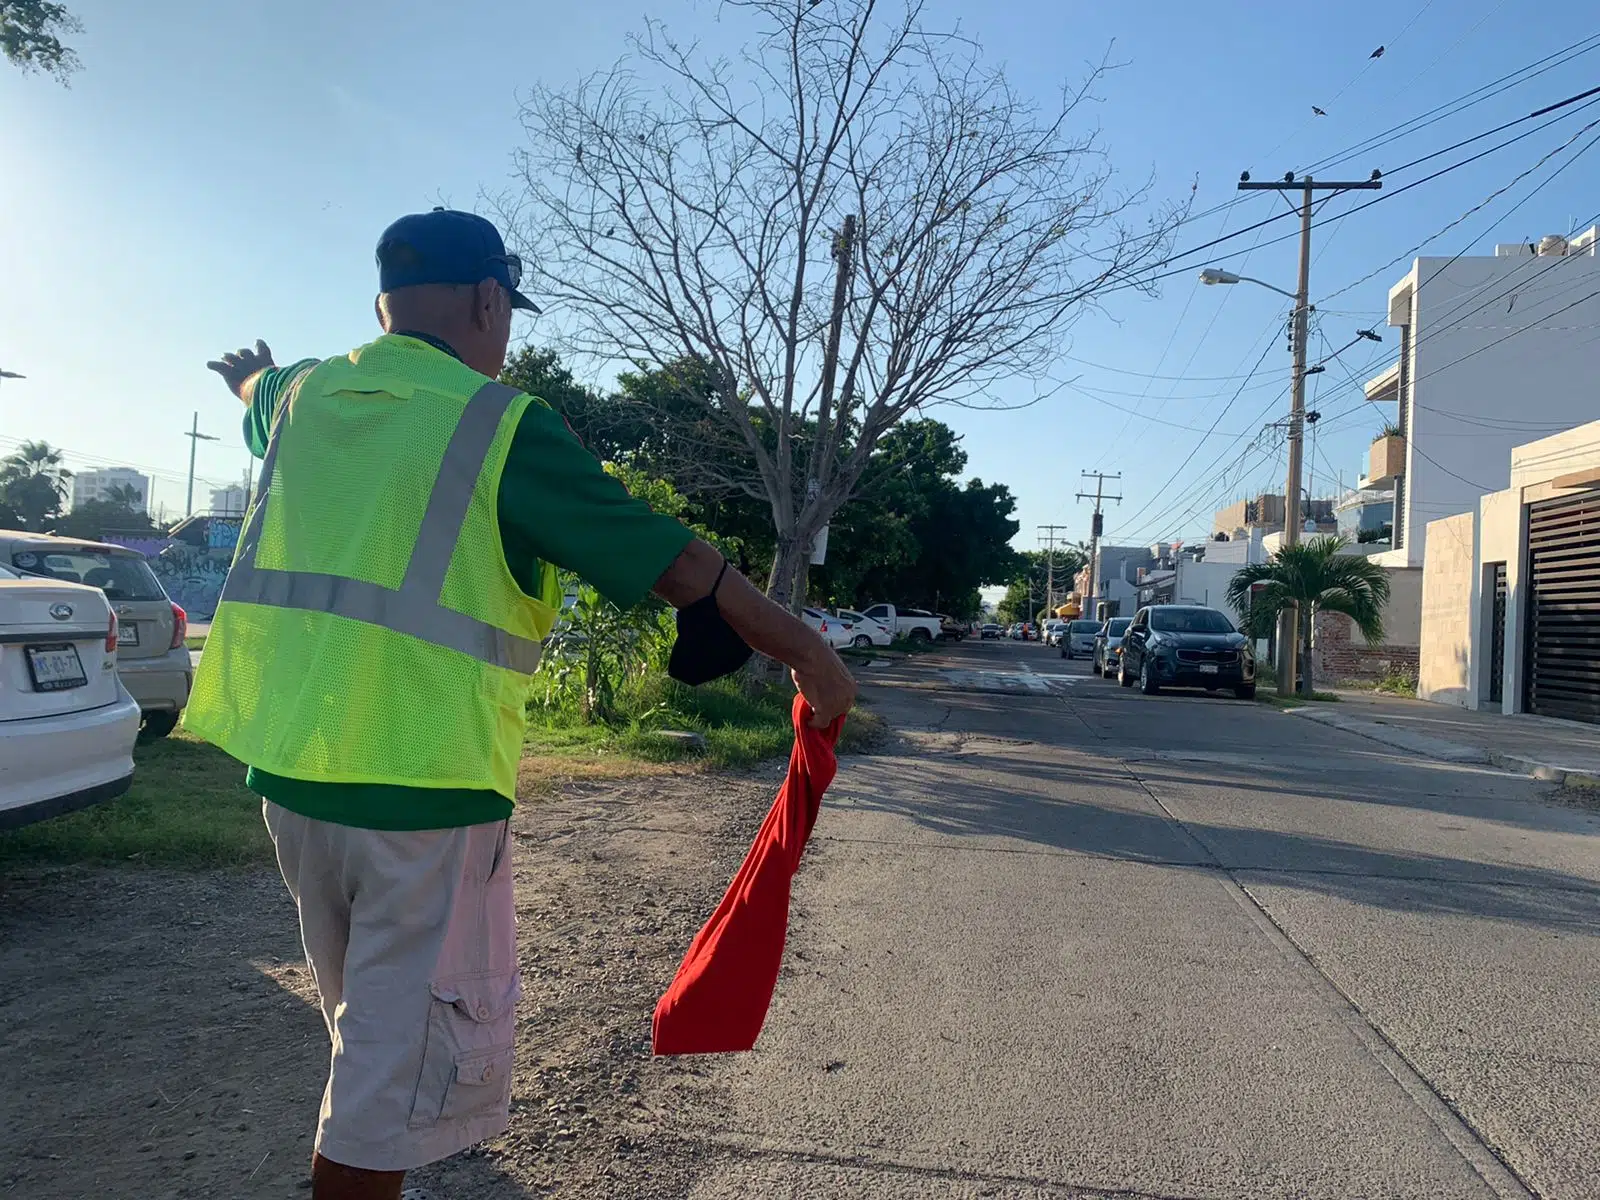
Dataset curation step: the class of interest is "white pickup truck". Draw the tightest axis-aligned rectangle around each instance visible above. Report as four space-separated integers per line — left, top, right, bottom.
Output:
860 603 943 643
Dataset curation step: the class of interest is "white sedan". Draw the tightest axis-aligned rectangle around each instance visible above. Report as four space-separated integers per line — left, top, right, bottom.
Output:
0 564 141 829
833 608 893 649
802 607 853 650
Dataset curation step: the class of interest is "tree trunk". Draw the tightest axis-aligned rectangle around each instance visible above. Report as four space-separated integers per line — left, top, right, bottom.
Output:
764 535 809 615
1299 605 1315 697
748 535 812 687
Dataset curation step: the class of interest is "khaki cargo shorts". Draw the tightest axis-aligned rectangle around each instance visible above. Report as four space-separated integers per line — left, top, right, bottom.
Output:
264 802 518 1172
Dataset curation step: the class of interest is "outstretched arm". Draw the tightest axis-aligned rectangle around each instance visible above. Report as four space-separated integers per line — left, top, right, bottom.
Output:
205 339 275 406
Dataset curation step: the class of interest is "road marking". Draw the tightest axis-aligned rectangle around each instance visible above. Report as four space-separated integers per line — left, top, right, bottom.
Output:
935 669 1087 695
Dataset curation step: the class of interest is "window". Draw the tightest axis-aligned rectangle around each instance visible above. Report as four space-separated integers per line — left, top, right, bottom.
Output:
1107 618 1132 636
1069 620 1100 634
11 549 165 601
1149 607 1235 634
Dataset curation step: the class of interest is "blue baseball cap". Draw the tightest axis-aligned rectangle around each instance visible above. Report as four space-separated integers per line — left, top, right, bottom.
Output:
375 208 540 312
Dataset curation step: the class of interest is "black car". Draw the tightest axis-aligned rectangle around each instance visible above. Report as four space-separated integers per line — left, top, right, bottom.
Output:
1117 605 1256 699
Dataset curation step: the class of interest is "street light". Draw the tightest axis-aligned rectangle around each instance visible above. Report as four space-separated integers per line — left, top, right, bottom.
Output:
1197 267 1298 300
1200 263 1310 698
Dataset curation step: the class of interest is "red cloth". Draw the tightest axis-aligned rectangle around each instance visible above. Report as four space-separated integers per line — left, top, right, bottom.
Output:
652 693 844 1055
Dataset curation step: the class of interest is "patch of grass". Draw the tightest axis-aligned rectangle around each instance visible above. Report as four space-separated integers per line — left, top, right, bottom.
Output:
1256 689 1341 708
0 730 269 869
525 674 887 772
1374 670 1419 698
840 635 945 662
184 635 207 650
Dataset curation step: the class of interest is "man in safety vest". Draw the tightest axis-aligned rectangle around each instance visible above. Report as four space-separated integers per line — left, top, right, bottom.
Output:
188 208 856 1200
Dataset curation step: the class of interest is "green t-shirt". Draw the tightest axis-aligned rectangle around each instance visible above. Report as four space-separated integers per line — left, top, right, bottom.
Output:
232 336 694 830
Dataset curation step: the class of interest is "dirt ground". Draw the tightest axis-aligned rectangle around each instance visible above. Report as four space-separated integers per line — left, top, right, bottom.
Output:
0 761 795 1199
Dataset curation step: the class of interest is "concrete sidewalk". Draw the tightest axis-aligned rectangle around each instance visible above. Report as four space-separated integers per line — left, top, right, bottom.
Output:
1287 690 1600 788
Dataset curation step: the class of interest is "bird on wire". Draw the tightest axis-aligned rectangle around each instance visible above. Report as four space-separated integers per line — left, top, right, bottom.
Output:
1312 106 1327 116
1370 45 1385 58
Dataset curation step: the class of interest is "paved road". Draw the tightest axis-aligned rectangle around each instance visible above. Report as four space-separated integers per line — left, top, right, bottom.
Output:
683 638 1600 1199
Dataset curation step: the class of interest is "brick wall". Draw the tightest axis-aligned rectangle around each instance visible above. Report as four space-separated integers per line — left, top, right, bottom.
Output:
1312 610 1419 683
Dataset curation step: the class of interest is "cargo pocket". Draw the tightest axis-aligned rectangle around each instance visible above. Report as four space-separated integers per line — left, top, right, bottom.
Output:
408 971 518 1129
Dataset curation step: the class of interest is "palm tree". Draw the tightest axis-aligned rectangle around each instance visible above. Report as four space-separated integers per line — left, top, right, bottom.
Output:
105 482 144 510
1225 534 1390 696
0 441 72 530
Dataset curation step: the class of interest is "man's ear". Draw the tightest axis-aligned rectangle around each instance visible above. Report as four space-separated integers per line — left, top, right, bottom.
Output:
374 294 390 331
473 279 499 331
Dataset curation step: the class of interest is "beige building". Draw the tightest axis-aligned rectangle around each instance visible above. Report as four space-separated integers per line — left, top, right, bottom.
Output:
1419 419 1600 723
1211 493 1335 542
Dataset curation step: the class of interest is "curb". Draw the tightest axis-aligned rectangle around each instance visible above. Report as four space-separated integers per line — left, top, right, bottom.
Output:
1485 751 1600 791
1283 706 1489 765
1283 706 1600 789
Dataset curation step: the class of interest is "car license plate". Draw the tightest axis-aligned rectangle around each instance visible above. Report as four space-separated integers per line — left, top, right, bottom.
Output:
119 621 140 647
1199 663 1219 675
26 643 88 691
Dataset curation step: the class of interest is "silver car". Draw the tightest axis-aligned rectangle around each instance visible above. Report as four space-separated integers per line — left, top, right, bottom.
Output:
1061 619 1101 659
1 533 192 739
1093 617 1134 677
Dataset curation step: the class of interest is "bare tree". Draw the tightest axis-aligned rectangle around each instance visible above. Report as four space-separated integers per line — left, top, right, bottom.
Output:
508 0 1185 610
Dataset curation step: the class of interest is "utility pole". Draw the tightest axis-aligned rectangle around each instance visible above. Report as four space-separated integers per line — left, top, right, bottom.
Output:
1037 524 1071 617
184 412 220 518
1237 171 1380 695
1076 471 1122 621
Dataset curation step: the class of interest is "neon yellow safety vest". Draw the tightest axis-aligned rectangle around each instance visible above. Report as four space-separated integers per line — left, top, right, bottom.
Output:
184 337 562 800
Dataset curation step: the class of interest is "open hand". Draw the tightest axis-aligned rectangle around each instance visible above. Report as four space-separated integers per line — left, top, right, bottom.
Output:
206 340 275 399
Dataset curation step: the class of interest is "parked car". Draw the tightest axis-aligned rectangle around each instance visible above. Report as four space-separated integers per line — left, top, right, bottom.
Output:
980 623 1002 639
1092 617 1133 677
1041 619 1066 646
861 604 942 643
1116 604 1256 699
802 606 851 649
0 532 192 738
0 562 141 829
835 608 893 649
1061 619 1101 660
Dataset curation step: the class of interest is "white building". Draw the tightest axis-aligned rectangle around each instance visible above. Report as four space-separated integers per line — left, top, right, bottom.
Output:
1419 418 1600 723
1358 228 1600 570
71 467 150 513
209 484 250 516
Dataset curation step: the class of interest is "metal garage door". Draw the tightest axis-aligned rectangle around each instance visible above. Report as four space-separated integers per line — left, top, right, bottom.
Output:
1524 491 1600 723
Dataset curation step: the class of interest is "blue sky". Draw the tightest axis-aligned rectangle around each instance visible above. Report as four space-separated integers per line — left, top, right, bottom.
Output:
4 0 1598 551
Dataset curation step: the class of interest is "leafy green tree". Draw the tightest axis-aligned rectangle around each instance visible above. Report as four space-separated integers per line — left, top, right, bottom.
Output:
1225 534 1391 695
2 1 81 81
0 440 71 530
812 420 1021 613
51 498 155 542
996 578 1034 625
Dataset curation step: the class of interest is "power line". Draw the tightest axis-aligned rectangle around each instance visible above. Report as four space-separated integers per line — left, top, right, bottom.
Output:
1306 28 1600 174
1318 119 1600 302
1108 339 1280 538
1100 87 1600 299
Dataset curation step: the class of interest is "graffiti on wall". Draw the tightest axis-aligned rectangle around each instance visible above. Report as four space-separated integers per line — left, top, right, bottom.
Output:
104 517 241 620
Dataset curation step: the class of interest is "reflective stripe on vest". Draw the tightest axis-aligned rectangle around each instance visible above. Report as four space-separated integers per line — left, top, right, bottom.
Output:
220 378 543 675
